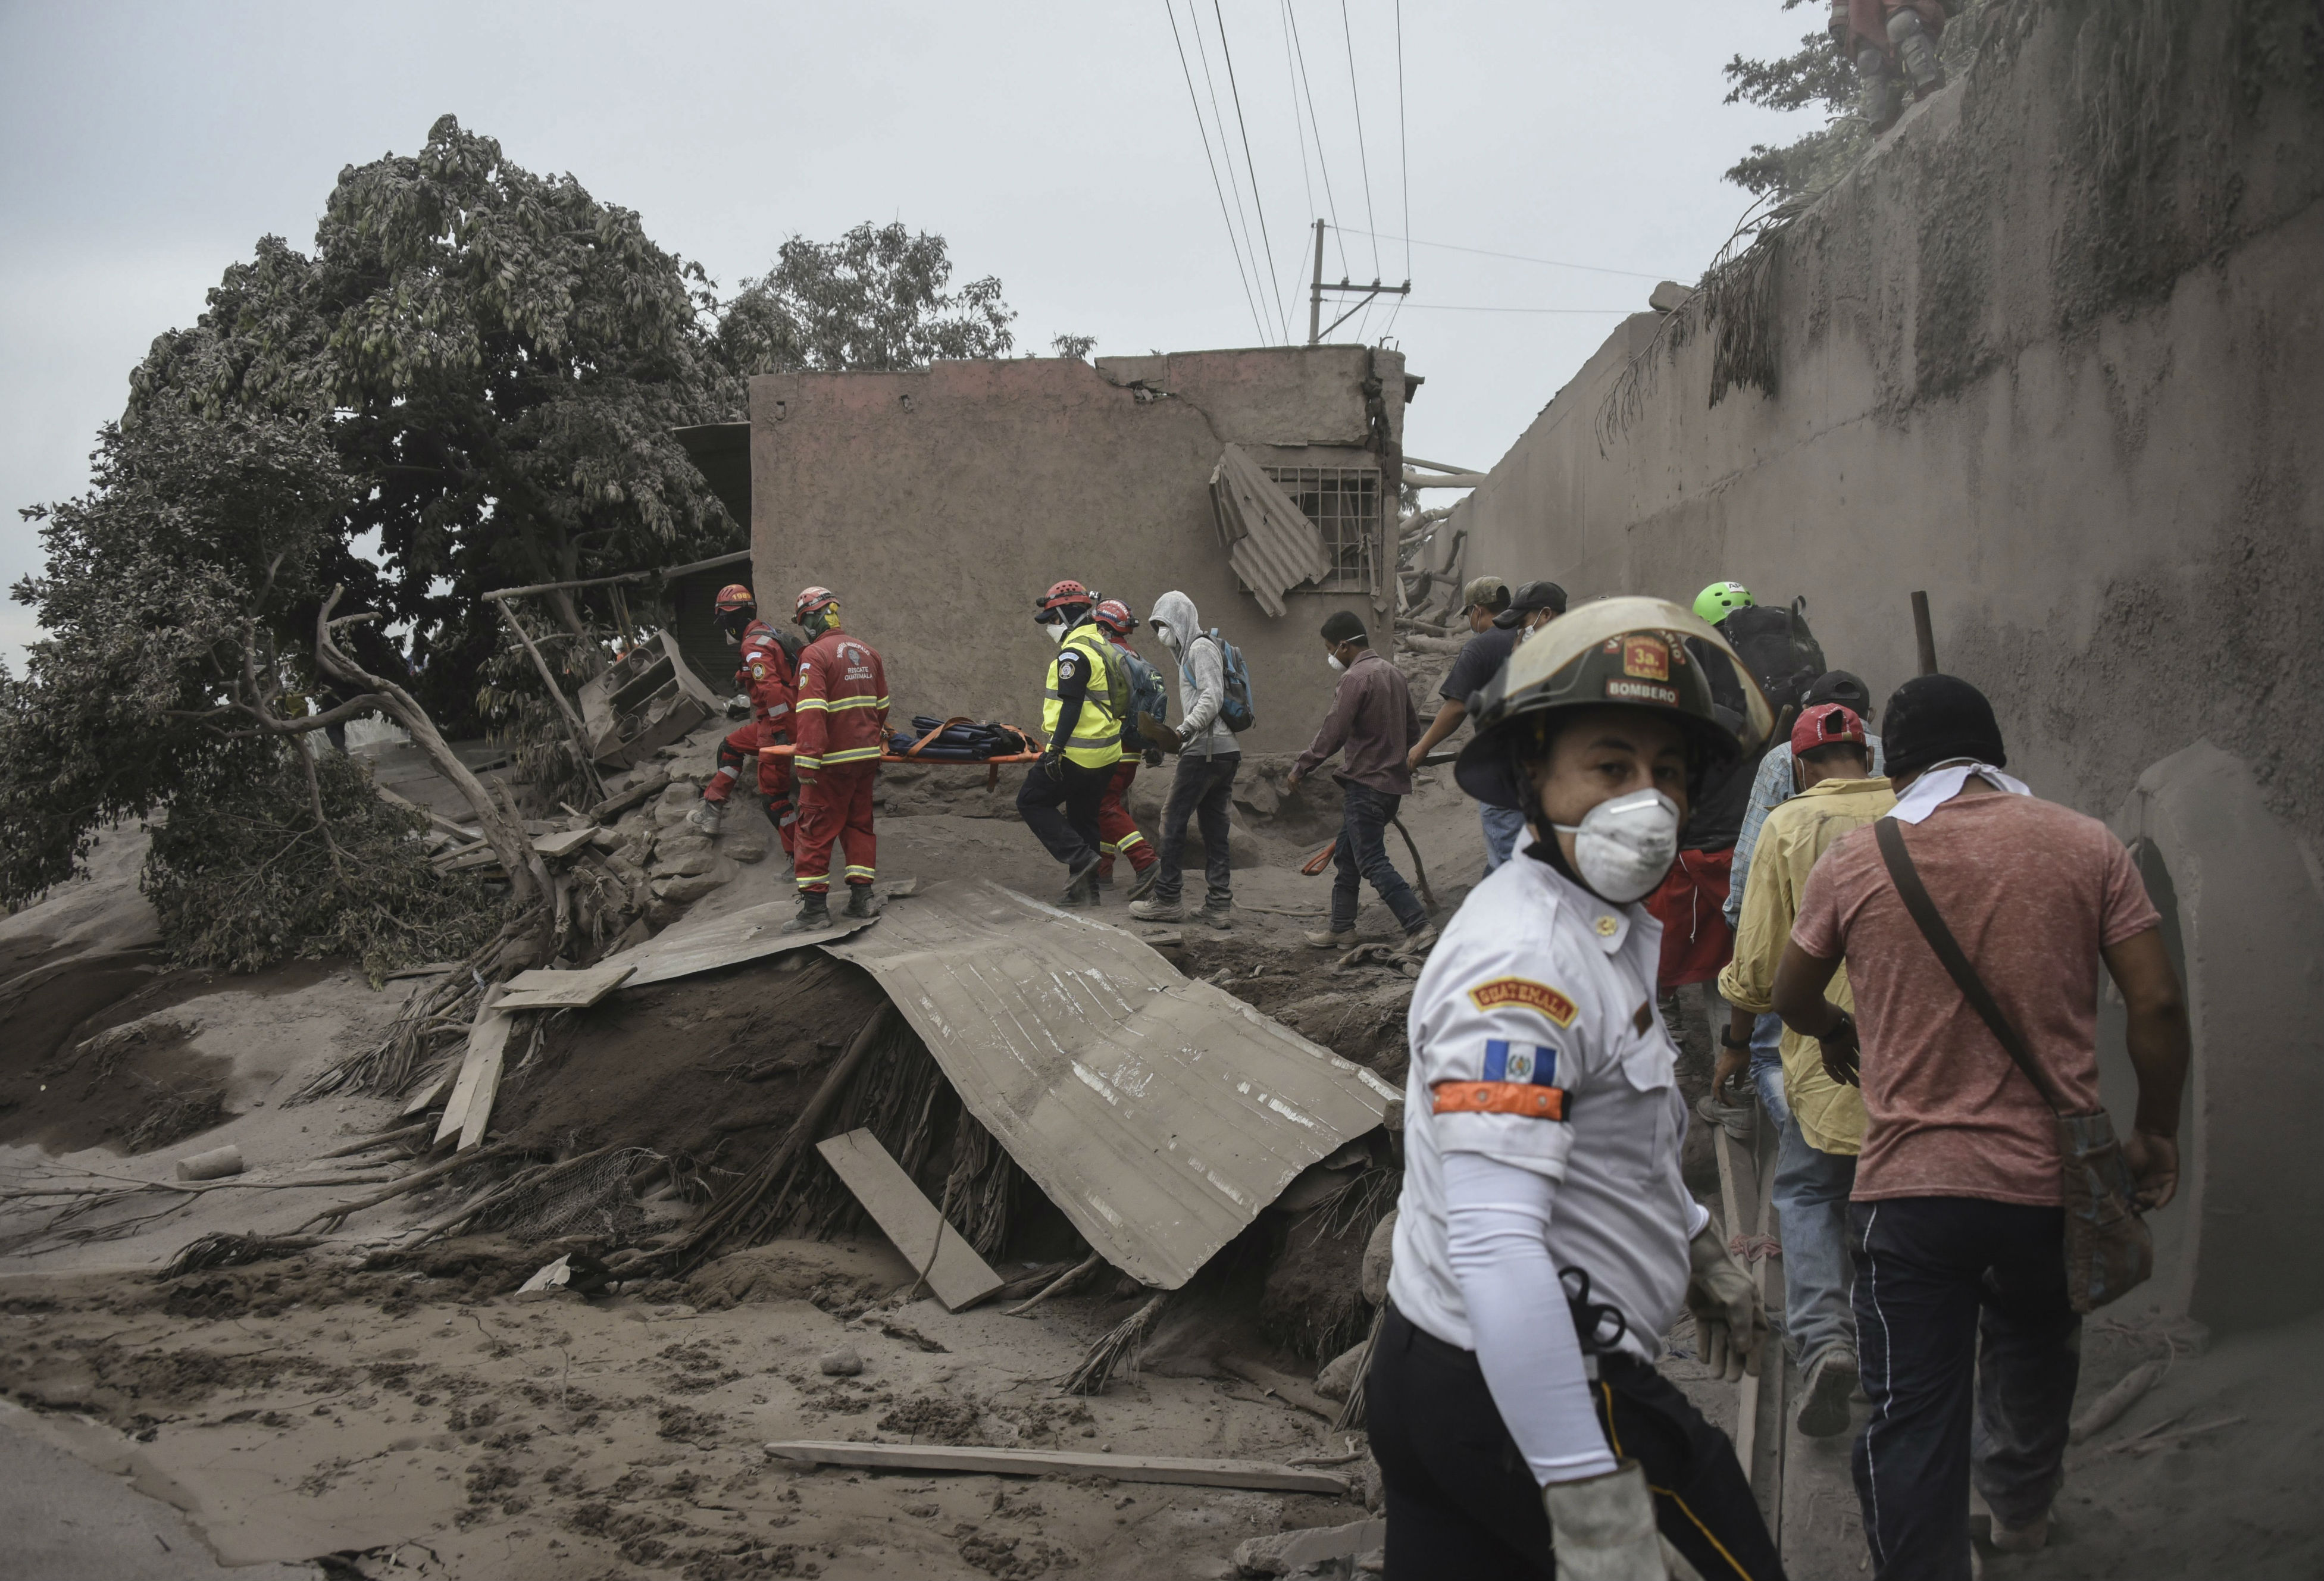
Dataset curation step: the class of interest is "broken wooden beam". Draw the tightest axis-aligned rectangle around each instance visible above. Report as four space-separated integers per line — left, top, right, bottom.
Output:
759 1441 1350 1495
814 1128 1004 1311
495 962 636 1011
435 988 514 1150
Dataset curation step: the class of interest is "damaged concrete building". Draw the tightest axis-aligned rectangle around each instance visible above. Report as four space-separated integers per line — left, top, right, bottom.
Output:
725 346 1417 753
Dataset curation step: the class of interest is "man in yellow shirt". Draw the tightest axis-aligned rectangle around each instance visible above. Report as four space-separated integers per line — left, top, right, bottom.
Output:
1716 702 1893 1438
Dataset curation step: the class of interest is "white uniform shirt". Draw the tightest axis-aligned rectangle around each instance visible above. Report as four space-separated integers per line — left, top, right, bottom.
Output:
1388 853 1706 1362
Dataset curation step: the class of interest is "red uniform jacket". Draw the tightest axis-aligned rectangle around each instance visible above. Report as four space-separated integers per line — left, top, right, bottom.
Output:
792 630 889 771
734 619 796 743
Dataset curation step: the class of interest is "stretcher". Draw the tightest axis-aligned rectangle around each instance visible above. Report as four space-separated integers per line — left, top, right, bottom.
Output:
755 741 1044 791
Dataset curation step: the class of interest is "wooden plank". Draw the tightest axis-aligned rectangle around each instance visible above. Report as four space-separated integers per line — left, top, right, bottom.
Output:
458 1019 509 1153
496 962 636 1010
759 1441 1350 1495
400 1063 455 1118
531 826 599 860
434 989 512 1150
813 1128 1005 1311
1715 1126 1768 1479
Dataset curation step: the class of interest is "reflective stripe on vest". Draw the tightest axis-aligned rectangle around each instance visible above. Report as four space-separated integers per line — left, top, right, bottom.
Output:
1041 626 1124 768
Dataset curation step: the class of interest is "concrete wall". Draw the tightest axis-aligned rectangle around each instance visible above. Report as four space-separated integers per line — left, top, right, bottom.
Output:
1449 0 2324 1330
750 347 1407 755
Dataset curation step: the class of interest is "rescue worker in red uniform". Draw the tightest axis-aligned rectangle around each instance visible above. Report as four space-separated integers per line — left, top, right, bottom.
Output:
1089 599 1163 900
689 584 798 853
786 586 889 933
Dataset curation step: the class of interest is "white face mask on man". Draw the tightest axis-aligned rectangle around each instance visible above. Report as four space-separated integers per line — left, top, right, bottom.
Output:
1041 620 1069 646
1327 652 1346 672
1551 788 1681 904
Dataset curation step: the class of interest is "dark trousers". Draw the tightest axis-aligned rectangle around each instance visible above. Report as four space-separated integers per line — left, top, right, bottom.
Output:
1334 782 1428 934
1368 1304 1782 1580
1155 750 1238 909
1850 1198 2080 1581
1018 759 1112 870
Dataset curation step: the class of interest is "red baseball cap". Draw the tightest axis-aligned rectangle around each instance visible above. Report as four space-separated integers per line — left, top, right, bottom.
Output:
1791 702 1868 757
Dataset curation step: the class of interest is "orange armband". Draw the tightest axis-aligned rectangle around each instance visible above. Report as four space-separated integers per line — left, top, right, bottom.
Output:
1431 1081 1568 1120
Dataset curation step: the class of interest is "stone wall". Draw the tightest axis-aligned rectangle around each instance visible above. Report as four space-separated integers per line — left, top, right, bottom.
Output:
1447 0 2324 1330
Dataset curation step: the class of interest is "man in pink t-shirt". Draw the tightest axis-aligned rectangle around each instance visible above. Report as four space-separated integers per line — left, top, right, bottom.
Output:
1771 675 2188 1581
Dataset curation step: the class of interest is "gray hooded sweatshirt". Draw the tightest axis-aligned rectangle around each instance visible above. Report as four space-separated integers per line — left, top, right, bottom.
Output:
1147 590 1238 759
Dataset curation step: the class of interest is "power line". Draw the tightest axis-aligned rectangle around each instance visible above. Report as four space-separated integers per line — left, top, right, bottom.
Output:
1165 0 1269 344
1338 0 1382 281
1381 0 1412 344
1188 1 1284 342
1284 2 1350 278
1279 4 1319 253
1212 1 1291 344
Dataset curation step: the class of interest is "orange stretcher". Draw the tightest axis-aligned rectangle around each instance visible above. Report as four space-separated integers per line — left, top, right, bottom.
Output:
755 741 1044 791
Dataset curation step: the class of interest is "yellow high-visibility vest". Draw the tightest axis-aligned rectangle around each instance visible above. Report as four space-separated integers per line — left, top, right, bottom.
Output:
1042 623 1126 769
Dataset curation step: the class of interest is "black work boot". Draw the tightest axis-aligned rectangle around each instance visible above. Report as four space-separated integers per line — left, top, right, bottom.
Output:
844 884 876 921
1060 856 1100 907
782 892 832 934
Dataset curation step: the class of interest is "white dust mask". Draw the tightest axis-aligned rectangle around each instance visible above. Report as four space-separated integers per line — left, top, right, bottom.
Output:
1327 653 1346 672
1043 621 1069 646
1552 788 1681 904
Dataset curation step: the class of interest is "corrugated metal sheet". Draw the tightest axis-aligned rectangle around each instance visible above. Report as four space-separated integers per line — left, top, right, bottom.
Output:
1209 444 1331 618
824 881 1398 1289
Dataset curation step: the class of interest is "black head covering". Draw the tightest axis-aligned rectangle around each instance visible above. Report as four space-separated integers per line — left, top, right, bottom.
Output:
1804 669 1873 723
1881 674 2006 779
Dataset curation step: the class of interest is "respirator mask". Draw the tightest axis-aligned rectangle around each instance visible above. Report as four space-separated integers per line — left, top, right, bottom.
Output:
1327 653 1346 672
1550 788 1681 904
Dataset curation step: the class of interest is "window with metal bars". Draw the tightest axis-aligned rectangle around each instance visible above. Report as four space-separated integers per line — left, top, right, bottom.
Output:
1263 465 1381 594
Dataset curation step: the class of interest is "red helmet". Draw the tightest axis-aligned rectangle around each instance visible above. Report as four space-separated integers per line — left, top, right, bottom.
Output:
795 586 838 623
714 583 756 613
1035 578 1093 619
1093 599 1136 637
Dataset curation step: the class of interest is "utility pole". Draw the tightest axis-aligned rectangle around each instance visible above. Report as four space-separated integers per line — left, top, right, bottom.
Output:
1304 220 1412 345
1309 219 1326 346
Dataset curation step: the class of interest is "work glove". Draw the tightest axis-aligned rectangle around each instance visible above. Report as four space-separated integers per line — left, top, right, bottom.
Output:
725 693 750 720
1685 1220 1768 1382
1140 716 1184 753
1540 1461 1703 1581
1039 751 1065 782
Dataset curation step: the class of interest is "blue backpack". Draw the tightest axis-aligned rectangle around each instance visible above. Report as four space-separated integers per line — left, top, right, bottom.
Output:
1184 628 1256 734
1118 647 1169 744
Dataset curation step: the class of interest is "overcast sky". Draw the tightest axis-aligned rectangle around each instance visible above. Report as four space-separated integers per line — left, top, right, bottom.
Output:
0 1 1815 669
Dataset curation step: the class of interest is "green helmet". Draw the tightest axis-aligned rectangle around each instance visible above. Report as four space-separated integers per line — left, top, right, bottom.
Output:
1453 596 1775 812
1692 580 1754 624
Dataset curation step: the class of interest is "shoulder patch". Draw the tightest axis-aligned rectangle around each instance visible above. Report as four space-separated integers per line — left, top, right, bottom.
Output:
1466 977 1578 1027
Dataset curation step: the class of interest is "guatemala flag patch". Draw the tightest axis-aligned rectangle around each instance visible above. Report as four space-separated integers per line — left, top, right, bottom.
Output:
1482 1040 1557 1085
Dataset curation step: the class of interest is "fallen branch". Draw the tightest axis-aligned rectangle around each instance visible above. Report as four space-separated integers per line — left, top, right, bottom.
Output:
1065 1289 1171 1397
317 1120 436 1160
296 1142 515 1232
1002 1251 1105 1317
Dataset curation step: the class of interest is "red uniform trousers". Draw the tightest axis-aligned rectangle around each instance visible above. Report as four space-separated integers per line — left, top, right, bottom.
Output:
703 720 764 804
792 761 877 896
758 748 797 859
1094 760 1156 881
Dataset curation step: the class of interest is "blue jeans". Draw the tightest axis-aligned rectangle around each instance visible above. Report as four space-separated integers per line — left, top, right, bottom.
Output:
1333 783 1430 935
1750 1010 1855 1367
1748 1011 1791 1132
1154 752 1238 910
1773 1114 1858 1370
1480 803 1528 874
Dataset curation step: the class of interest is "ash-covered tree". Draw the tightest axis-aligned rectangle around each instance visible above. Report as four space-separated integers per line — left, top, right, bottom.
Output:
0 405 505 980
129 115 739 731
712 221 1015 380
1723 1 1990 198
